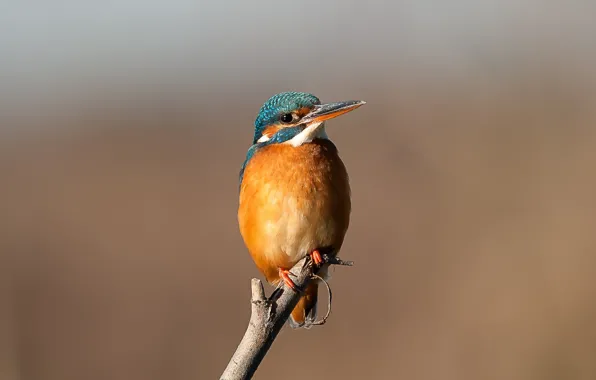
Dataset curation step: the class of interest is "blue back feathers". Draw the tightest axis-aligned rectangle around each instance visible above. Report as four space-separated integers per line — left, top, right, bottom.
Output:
239 145 259 187
253 92 320 144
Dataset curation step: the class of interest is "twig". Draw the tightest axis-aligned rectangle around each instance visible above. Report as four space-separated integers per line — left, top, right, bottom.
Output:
220 255 352 380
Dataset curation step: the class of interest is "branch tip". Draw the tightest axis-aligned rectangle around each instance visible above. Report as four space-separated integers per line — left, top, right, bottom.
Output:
250 278 266 303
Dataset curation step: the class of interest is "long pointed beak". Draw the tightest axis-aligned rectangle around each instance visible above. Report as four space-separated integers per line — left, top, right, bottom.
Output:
301 100 366 124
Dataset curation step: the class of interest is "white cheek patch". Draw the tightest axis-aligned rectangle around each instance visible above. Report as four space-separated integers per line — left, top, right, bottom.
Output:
285 122 327 147
257 134 270 143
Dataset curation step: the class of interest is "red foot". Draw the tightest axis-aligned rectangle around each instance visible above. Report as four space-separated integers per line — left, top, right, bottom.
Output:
279 268 298 292
310 249 324 266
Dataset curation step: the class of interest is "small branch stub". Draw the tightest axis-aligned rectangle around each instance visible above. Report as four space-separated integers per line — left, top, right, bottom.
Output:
220 256 352 380
250 279 266 304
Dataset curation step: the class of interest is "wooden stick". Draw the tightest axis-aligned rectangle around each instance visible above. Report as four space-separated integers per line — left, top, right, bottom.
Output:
220 256 352 380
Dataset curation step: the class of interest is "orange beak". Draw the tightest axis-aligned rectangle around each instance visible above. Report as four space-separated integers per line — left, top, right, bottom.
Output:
300 100 366 124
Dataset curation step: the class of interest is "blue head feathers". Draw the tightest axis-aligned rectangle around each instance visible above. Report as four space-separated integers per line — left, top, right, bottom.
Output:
240 91 365 188
253 92 320 144
241 92 320 187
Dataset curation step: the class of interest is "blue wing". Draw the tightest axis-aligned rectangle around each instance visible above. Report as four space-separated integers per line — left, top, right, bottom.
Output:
239 144 259 189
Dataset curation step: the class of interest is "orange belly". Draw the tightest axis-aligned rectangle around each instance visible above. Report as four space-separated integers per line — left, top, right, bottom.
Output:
238 139 351 284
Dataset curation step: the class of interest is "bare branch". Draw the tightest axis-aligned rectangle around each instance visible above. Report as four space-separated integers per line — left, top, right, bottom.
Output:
220 255 352 380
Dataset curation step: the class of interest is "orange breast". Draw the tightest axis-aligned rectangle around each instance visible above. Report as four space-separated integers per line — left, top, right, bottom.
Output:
238 139 351 284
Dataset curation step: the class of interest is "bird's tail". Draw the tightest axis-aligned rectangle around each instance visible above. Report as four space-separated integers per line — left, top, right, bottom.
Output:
289 280 318 328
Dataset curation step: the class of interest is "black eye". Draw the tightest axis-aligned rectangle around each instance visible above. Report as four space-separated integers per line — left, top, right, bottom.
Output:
280 113 294 123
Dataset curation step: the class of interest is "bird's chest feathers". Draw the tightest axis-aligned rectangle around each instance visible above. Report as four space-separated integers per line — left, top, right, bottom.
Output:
239 141 350 261
256 143 338 222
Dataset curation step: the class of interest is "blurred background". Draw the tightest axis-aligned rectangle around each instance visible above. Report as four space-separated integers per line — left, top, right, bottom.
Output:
2 1 596 379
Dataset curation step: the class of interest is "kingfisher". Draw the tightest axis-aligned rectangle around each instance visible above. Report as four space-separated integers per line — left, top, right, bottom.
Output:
238 91 365 327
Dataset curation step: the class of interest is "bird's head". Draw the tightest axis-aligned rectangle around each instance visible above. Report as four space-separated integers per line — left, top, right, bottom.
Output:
252 92 365 146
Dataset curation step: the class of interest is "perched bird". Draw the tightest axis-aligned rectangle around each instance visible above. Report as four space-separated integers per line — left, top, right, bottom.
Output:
238 92 365 327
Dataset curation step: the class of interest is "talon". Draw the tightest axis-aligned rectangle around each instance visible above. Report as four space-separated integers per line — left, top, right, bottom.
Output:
310 249 324 266
279 269 298 292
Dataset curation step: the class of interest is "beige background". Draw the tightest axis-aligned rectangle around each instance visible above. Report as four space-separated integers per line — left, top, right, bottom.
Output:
2 1 596 379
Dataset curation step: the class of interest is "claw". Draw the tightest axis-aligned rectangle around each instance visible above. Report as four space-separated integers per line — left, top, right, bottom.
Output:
279 268 299 292
309 249 324 266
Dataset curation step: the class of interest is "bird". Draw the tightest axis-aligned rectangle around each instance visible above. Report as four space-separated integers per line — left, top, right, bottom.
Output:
238 91 365 328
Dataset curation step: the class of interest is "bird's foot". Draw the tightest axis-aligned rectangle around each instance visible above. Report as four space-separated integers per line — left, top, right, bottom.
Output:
279 268 299 292
309 249 324 266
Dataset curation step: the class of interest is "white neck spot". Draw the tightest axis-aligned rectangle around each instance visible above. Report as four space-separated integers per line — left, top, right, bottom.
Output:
257 134 270 143
285 122 327 147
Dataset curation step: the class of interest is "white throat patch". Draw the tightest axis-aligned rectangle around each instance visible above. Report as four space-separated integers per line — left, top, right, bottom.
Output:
285 122 328 147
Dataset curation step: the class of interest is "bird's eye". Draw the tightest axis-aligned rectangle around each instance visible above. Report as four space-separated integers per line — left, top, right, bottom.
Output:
280 113 297 124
